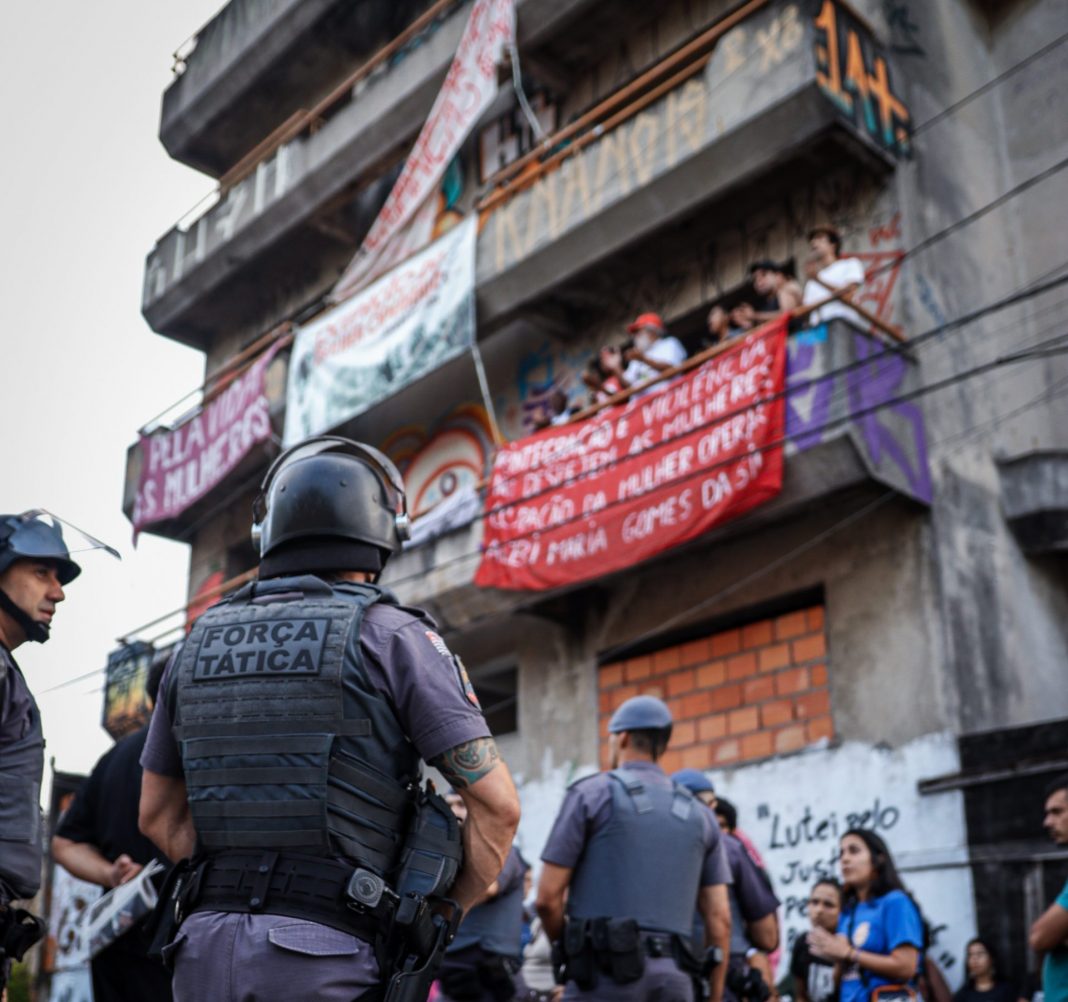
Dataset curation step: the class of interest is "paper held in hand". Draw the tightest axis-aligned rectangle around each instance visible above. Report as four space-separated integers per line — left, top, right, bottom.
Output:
79 858 166 959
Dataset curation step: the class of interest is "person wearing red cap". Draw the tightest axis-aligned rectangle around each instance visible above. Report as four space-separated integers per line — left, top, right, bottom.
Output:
601 312 688 398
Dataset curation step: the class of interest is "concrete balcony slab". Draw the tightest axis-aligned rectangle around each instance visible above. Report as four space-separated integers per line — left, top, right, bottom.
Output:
143 0 909 349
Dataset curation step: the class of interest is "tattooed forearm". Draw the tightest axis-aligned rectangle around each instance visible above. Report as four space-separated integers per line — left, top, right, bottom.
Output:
431 737 500 789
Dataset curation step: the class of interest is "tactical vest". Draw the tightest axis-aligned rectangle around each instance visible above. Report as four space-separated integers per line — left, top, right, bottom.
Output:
568 768 706 937
449 847 526 957
0 648 44 900
172 575 420 877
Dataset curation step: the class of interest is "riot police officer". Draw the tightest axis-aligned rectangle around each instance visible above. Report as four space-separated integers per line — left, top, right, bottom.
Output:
0 512 85 989
139 437 521 1002
439 791 529 1001
535 695 733 1002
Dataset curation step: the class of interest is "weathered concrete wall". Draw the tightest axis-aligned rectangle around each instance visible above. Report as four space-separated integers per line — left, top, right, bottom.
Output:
847 0 1068 734
176 0 1068 752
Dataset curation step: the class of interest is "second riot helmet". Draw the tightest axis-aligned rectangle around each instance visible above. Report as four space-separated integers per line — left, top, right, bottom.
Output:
252 437 411 578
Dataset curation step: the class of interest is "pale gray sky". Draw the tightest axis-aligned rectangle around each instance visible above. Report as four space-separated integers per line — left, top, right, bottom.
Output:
1 1 225 786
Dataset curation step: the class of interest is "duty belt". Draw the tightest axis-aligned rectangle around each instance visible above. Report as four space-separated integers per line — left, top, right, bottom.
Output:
189 849 390 942
642 932 675 958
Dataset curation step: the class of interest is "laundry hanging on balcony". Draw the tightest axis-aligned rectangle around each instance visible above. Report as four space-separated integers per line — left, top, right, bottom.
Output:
331 0 515 300
475 317 789 591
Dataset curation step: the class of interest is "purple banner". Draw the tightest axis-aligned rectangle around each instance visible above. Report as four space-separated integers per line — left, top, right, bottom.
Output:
133 342 284 535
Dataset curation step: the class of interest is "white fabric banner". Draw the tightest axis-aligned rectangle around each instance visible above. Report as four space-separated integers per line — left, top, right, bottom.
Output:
331 0 514 299
284 217 478 445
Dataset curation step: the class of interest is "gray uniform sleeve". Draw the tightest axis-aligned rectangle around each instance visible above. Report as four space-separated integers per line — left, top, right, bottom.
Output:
727 835 779 920
701 815 734 887
359 608 491 763
140 659 183 778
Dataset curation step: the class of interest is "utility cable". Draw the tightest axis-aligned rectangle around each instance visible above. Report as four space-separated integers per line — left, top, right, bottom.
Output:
41 323 1067 697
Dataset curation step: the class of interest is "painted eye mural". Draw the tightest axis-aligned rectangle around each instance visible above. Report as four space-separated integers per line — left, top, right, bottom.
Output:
382 403 496 517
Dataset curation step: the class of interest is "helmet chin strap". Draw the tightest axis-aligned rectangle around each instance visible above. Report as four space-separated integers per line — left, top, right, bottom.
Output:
0 587 50 644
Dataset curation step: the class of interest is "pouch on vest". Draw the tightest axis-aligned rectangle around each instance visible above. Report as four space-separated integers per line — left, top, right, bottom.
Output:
562 917 597 990
394 782 462 898
595 917 644 984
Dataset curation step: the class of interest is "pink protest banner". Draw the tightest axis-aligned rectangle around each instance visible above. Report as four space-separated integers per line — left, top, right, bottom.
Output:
132 341 285 535
474 319 789 591
331 0 514 299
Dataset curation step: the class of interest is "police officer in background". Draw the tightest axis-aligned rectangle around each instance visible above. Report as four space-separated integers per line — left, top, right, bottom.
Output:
0 512 94 990
673 771 780 1002
536 696 733 1002
439 790 530 1001
139 438 521 1001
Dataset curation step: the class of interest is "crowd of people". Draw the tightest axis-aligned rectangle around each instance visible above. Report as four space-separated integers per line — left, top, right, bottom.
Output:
536 225 870 429
3 445 1067 1002
428 741 1068 1002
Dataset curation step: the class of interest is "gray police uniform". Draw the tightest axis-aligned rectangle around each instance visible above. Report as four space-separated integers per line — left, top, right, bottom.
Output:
722 835 779 1002
141 575 491 1002
439 845 528 1001
541 761 732 1002
0 645 44 906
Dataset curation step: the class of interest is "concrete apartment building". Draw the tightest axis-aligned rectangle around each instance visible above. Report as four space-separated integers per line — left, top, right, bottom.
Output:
122 0 1067 986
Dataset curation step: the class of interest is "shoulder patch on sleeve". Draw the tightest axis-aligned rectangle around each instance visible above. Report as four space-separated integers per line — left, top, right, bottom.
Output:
424 631 481 709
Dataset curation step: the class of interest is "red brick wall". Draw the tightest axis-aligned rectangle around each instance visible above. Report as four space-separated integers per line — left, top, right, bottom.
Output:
598 605 832 771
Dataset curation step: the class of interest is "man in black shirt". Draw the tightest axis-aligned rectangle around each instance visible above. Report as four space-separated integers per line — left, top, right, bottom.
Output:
52 658 172 1002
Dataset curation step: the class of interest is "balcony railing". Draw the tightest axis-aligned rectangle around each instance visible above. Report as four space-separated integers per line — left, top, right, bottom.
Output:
122 305 931 670
142 0 913 349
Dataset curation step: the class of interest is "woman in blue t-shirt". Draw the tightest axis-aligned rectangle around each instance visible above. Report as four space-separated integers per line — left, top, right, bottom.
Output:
807 829 925 1002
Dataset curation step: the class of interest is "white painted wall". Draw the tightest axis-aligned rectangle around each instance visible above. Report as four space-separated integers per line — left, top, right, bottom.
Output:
712 733 975 988
509 733 976 991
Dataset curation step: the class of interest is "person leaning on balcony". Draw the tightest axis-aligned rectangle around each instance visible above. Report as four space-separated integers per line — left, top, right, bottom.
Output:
536 695 733 1002
138 436 520 1002
745 260 804 323
601 313 688 396
705 305 748 349
801 225 867 328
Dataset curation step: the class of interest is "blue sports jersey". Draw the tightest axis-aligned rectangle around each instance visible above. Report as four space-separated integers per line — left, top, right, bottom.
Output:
838 890 923 1002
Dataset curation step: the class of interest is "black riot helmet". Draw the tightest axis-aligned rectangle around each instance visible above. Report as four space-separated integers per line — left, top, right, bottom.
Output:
252 437 411 579
0 510 119 644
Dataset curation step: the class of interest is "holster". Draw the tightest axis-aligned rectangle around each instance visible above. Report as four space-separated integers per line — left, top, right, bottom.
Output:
0 905 46 964
671 934 704 977
382 894 463 1002
439 949 517 1002
560 918 597 990
439 956 485 1000
145 856 206 968
671 935 707 999
478 952 519 1002
591 917 644 985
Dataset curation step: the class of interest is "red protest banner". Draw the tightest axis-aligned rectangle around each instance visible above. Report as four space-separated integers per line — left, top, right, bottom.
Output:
474 318 788 591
